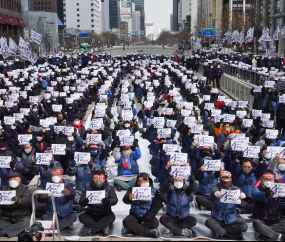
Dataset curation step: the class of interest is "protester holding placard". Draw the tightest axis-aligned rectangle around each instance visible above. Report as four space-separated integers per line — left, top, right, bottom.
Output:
79 170 118 236
160 174 197 238
67 144 106 204
262 87 277 120
122 173 161 238
269 89 285 136
137 106 159 129
195 164 222 211
13 141 42 184
116 120 139 137
113 145 141 191
250 85 264 110
72 116 86 139
231 158 267 214
205 171 248 240
0 151 25 188
191 142 221 172
0 172 31 238
252 170 285 240
38 167 77 230
33 131 52 152
214 120 240 150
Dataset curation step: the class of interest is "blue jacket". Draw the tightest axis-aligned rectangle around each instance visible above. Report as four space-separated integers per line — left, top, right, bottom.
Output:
197 171 218 196
142 110 154 128
150 155 169 182
116 149 141 176
192 147 221 172
167 190 192 218
231 161 266 198
1 161 25 188
252 185 280 220
66 164 95 191
211 184 239 224
42 181 75 217
130 187 157 218
35 161 62 189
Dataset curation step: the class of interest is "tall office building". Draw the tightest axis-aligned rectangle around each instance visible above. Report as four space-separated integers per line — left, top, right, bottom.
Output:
170 13 173 32
32 0 57 12
132 0 145 37
172 0 179 32
64 0 101 33
109 0 120 29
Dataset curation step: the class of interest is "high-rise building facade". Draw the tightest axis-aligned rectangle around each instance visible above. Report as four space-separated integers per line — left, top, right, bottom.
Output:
64 0 101 33
172 0 179 32
0 0 25 42
109 0 120 29
132 0 145 37
32 0 57 12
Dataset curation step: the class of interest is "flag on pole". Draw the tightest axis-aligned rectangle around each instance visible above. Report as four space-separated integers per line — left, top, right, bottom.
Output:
269 39 276 53
0 37 11 59
231 30 239 44
224 30 231 41
282 26 285 38
9 37 18 55
29 30 42 45
18 36 31 55
245 27 254 43
238 31 245 46
273 26 280 41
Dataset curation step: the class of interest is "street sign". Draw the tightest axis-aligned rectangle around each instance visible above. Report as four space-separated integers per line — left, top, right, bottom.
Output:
201 31 216 36
209 26 215 28
78 33 90 38
210 36 217 38
194 32 197 36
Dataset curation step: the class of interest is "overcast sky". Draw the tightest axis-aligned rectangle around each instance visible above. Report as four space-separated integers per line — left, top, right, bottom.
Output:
145 0 172 33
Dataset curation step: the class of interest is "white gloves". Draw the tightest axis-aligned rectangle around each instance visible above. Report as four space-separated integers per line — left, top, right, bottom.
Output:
240 192 246 200
214 191 222 198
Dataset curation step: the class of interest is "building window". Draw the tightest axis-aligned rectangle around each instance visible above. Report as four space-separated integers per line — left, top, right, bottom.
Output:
42 7 44 9
77 14 79 16
77 25 80 27
91 19 94 22
91 14 94 17
77 3 79 5
34 2 37 4
45 6 47 9
77 19 80 22
45 2 47 4
92 25 94 27
49 7 50 9
77 8 79 11
48 2 50 4
35 6 37 9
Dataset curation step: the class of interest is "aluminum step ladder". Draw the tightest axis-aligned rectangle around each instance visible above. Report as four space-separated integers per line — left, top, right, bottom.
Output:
30 190 61 241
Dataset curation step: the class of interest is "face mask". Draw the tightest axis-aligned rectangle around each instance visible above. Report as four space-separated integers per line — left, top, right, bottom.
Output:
140 183 149 188
174 182 183 189
124 124 130 128
220 179 232 189
36 137 43 141
279 164 285 171
67 137 74 142
52 176 61 183
123 150 131 156
253 116 257 120
33 109 38 113
263 181 273 189
69 107 72 109
201 152 210 157
10 126 16 130
264 154 271 160
74 121 80 125
47 100 51 103
25 149 31 154
91 151 97 155
231 107 235 111
224 127 230 132
9 180 19 188
93 180 104 188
